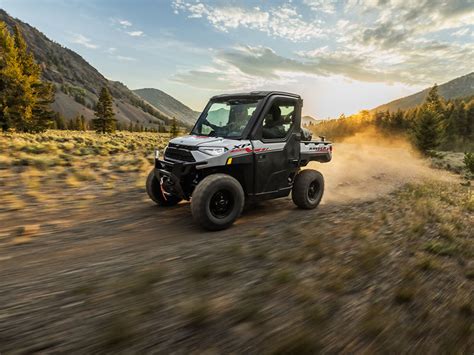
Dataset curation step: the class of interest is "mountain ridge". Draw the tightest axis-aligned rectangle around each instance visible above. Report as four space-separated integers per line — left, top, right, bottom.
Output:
0 9 191 128
372 72 474 113
133 88 199 126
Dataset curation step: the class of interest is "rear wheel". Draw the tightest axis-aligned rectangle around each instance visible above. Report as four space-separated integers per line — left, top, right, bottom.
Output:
191 174 244 231
146 169 181 207
292 169 324 209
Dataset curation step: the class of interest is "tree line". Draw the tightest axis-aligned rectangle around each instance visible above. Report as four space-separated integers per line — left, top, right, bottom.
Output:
52 110 172 133
315 85 474 153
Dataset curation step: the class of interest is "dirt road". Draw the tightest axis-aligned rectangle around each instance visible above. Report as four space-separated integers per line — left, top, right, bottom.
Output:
1 140 471 353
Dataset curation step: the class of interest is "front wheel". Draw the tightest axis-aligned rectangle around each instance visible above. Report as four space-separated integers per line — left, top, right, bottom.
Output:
146 169 181 207
292 169 324 209
191 174 245 231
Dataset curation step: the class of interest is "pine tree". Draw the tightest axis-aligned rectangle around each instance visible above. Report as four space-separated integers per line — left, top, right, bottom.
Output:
424 84 444 113
0 21 23 131
92 87 115 133
0 22 54 132
462 100 473 140
413 106 442 153
73 115 81 130
413 85 445 153
30 80 54 132
54 112 66 129
170 117 179 138
79 114 86 131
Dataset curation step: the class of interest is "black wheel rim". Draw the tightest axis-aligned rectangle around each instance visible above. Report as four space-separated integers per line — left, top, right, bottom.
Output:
308 180 320 202
210 189 234 219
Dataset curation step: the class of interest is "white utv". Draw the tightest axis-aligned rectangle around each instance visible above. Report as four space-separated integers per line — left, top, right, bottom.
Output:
146 91 332 230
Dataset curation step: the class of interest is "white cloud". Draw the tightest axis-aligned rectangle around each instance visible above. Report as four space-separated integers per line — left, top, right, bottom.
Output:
303 0 337 13
170 0 474 104
116 55 137 61
172 39 473 91
127 30 144 37
106 47 117 54
70 34 98 49
119 19 132 27
452 27 471 36
172 1 325 41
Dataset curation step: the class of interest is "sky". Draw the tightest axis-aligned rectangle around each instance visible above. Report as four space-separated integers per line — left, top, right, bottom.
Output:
0 0 473 118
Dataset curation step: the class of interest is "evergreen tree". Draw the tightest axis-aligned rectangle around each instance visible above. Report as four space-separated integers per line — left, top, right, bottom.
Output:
73 115 81 130
79 114 86 131
424 84 444 113
0 21 23 131
392 110 405 130
92 87 115 133
170 117 179 138
158 124 167 133
413 85 444 153
30 80 54 132
463 100 474 140
54 112 66 130
413 106 442 152
0 22 54 132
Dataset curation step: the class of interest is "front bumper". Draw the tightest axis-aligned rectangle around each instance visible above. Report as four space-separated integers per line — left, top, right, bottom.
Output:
154 159 204 199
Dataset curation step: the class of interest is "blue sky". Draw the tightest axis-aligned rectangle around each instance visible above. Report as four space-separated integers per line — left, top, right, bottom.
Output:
0 0 473 117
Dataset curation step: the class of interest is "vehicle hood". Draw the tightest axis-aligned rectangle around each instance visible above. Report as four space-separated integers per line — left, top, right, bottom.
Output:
169 135 245 149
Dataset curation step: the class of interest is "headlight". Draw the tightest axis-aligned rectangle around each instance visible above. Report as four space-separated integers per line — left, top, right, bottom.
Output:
198 146 226 156
154 149 161 159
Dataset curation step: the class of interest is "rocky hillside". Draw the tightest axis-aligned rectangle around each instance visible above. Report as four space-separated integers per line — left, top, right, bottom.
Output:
372 72 474 113
0 10 184 128
134 88 199 126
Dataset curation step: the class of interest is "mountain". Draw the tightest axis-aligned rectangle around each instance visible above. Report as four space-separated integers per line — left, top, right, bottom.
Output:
0 9 186 128
134 88 199 126
302 115 323 126
372 72 474 113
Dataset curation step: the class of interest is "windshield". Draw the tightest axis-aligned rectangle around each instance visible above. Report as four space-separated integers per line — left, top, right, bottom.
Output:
192 99 261 138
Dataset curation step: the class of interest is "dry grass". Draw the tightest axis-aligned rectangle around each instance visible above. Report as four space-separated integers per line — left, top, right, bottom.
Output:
0 130 473 353
0 130 168 220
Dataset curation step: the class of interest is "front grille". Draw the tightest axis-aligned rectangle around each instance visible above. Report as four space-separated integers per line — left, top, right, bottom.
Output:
168 143 198 151
164 147 196 162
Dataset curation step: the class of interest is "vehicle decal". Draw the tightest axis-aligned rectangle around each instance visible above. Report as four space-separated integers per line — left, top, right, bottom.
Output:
230 146 269 154
308 146 331 152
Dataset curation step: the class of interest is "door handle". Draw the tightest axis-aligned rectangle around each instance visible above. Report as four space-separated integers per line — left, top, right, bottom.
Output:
258 154 266 160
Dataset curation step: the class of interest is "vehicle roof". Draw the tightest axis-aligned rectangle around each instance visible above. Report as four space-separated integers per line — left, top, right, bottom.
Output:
211 91 301 100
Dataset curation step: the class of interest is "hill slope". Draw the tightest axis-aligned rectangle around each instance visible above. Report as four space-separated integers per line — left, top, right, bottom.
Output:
302 115 323 127
0 10 184 128
134 88 199 126
372 72 474 112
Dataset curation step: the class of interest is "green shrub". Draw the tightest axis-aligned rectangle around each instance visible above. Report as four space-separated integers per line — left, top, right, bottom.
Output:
463 152 474 174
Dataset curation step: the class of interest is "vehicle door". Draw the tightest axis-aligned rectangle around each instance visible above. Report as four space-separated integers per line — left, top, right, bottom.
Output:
251 96 301 195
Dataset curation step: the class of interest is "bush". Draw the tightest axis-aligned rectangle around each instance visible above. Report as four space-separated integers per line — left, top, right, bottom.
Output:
463 152 474 174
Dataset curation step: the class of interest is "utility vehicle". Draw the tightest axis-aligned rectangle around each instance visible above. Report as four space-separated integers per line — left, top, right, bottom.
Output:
146 91 332 230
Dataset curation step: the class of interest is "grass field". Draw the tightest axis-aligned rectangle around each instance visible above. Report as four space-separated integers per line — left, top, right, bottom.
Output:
0 130 473 352
0 130 168 218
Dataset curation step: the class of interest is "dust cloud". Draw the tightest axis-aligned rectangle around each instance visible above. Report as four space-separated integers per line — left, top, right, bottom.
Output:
311 128 451 204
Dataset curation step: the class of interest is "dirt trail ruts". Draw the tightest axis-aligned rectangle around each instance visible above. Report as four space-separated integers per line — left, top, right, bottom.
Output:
0 136 446 275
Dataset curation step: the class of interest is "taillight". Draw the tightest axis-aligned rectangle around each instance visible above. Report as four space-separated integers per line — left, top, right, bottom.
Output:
329 145 333 152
